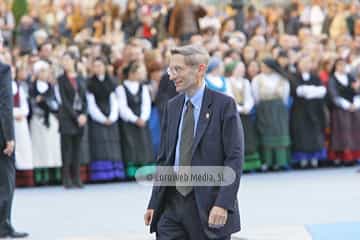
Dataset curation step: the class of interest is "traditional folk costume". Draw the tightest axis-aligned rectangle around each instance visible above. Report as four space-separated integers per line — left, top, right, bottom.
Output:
30 79 62 184
205 57 231 95
328 72 360 163
289 72 327 167
117 80 155 178
205 74 229 94
12 81 34 187
227 73 260 171
87 74 125 181
252 59 291 170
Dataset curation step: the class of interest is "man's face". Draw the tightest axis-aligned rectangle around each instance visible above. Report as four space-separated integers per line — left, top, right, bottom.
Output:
168 54 198 93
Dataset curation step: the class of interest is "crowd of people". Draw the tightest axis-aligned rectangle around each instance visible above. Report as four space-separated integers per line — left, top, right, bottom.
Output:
1 0 360 188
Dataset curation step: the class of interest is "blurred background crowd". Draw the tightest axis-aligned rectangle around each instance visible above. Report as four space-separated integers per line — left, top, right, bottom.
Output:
0 0 360 188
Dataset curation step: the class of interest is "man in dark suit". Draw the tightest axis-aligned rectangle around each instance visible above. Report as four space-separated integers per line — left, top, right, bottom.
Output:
0 31 29 238
144 45 243 239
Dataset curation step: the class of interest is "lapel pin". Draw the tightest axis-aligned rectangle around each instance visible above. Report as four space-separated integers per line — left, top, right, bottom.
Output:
206 112 210 119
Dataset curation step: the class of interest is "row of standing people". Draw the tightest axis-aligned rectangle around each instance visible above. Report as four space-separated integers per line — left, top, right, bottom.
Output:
205 56 360 171
13 51 360 188
13 55 158 188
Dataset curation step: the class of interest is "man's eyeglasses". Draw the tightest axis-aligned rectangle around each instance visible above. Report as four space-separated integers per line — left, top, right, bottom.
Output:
167 66 185 76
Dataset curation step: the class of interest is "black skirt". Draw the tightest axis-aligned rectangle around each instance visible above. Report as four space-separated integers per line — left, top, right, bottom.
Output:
290 101 326 152
330 107 360 151
120 121 155 165
88 120 123 162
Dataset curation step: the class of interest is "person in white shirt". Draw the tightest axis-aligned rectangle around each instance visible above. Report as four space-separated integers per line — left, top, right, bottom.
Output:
12 67 34 187
86 57 125 181
328 58 360 164
116 60 155 178
30 60 62 184
289 56 327 168
226 61 260 171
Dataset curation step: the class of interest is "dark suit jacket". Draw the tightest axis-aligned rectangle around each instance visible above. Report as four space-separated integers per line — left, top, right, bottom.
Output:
0 62 15 152
148 87 244 238
57 74 87 135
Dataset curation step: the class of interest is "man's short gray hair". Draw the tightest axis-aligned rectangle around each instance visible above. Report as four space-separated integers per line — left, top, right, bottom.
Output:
170 44 210 67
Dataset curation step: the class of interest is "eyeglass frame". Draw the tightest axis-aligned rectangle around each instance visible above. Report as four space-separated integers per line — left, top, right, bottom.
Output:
167 65 186 77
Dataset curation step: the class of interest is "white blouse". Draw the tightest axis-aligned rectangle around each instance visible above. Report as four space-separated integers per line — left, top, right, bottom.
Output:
87 92 119 124
296 72 327 99
227 77 255 114
333 72 360 110
251 73 290 104
116 80 151 123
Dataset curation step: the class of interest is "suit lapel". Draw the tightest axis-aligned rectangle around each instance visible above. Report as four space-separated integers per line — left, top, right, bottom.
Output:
168 94 185 160
192 87 212 155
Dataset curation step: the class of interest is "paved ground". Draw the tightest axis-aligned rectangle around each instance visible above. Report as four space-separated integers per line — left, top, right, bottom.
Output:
9 166 360 240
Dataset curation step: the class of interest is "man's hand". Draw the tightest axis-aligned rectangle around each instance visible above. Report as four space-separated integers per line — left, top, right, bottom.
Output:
77 114 87 127
144 209 154 226
3 140 15 157
208 206 228 228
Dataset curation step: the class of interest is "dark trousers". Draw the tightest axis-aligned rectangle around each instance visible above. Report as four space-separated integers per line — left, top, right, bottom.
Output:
61 134 82 184
157 188 230 240
0 154 15 234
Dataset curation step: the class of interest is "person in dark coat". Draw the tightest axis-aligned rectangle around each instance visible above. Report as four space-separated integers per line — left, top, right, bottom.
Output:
0 32 29 238
57 52 88 188
144 45 243 240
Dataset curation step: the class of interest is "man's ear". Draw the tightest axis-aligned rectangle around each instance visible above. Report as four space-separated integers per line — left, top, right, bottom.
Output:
199 64 207 73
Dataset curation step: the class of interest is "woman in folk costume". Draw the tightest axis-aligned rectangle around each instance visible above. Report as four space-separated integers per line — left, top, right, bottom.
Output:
205 57 231 95
328 58 360 164
289 56 327 168
251 58 291 170
57 52 88 188
12 67 34 187
116 61 155 178
87 57 125 181
30 60 62 184
225 61 261 171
